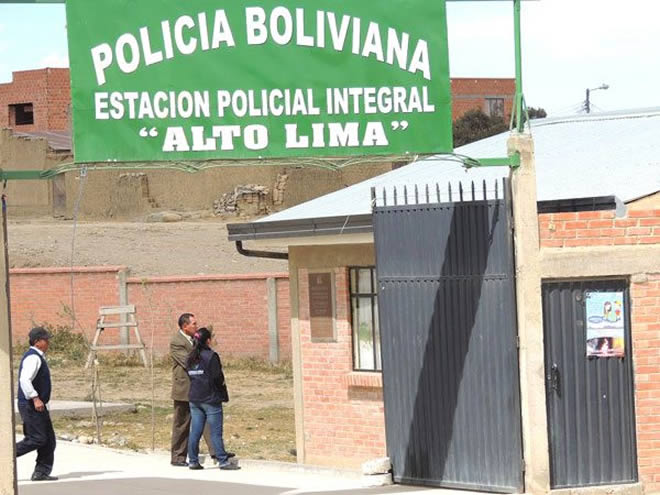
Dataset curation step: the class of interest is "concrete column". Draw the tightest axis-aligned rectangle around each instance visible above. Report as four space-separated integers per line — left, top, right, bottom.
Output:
267 277 279 364
288 253 306 464
508 133 550 493
0 200 18 495
118 268 129 351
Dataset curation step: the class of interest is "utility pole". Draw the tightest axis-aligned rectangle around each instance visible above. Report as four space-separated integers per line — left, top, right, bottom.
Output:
584 84 609 113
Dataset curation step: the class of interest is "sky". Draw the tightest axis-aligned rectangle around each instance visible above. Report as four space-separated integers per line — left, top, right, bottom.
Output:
0 1 659 117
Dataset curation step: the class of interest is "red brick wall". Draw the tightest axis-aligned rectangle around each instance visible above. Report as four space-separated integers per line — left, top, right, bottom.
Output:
539 209 660 248
451 78 515 121
631 274 660 492
0 68 70 132
540 207 660 490
126 273 289 360
9 267 291 361
298 267 386 468
9 267 123 343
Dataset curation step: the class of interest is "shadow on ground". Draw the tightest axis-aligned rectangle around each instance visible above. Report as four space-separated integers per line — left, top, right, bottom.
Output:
19 478 293 495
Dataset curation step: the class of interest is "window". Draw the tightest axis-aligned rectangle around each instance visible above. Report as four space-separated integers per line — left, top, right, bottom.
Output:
349 267 382 371
9 103 34 126
485 98 504 118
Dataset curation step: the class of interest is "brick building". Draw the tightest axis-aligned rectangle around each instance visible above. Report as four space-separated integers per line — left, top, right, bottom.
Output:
0 68 70 133
451 77 515 121
228 108 660 492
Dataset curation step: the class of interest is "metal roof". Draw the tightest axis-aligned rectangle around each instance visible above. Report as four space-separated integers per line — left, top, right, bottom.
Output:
257 107 660 225
11 130 72 151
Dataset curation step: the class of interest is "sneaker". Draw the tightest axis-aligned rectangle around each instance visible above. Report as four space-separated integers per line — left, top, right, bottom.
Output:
31 472 58 481
189 463 204 470
219 461 240 470
171 461 188 467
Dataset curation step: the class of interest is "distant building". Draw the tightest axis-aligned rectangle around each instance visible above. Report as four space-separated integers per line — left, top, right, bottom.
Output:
0 68 71 134
451 77 515 121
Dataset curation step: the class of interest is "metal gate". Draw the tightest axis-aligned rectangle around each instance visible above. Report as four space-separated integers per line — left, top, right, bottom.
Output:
372 180 523 492
543 280 638 489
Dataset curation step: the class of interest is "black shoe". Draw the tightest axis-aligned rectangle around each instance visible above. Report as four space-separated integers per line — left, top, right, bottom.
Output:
171 461 188 467
31 472 58 481
189 463 204 470
219 461 240 470
211 453 235 463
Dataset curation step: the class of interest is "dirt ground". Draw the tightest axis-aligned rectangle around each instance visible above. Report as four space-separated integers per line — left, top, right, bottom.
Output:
7 216 288 277
15 354 296 461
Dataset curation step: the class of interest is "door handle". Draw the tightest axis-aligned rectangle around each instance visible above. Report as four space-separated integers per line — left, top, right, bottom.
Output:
549 363 561 397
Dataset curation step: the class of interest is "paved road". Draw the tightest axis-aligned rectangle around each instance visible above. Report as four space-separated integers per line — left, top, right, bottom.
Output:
16 439 449 495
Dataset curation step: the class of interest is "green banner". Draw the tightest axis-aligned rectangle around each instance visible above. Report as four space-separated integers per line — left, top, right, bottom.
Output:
66 0 452 163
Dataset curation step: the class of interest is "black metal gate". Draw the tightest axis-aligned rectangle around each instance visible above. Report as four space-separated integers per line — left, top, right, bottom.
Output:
372 180 523 492
543 280 638 489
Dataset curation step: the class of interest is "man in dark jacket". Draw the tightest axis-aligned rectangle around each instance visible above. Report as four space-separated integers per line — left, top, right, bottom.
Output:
16 327 57 481
170 313 217 466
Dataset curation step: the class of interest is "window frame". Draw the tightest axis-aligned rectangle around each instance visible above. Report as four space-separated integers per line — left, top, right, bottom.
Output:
485 97 505 118
9 103 34 126
348 266 382 372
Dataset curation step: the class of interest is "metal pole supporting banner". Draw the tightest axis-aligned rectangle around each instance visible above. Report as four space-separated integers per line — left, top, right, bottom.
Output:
513 0 525 132
0 195 18 495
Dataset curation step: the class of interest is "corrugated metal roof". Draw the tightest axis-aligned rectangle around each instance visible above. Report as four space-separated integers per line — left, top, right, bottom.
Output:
259 108 660 223
11 130 72 151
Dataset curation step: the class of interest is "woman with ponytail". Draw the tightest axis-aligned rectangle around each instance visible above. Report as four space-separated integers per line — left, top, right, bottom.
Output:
185 327 239 470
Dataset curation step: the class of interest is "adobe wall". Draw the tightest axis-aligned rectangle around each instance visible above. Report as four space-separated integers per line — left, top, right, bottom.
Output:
0 129 72 216
62 161 394 220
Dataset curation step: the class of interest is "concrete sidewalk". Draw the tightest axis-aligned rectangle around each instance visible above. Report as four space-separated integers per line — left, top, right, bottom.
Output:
15 439 454 495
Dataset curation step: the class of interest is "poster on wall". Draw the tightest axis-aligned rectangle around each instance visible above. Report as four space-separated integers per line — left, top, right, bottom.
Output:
585 291 625 358
65 0 453 163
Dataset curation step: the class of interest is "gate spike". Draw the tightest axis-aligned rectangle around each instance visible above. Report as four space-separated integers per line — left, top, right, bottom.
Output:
383 187 388 206
393 186 398 206
483 179 487 200
471 181 476 201
459 182 464 202
436 183 441 203
448 182 452 202
495 179 499 200
370 187 376 207
425 184 430 203
404 185 408 205
414 184 419 204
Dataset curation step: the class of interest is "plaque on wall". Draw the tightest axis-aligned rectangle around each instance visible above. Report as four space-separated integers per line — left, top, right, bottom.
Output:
308 272 335 341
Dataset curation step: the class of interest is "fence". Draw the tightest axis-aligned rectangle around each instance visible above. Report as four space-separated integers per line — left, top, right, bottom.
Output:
9 266 290 362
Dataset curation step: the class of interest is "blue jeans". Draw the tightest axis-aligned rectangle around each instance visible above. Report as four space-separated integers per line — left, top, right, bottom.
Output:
188 402 229 465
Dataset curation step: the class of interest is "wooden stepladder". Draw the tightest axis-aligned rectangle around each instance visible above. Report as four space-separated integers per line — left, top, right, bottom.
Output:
85 305 148 368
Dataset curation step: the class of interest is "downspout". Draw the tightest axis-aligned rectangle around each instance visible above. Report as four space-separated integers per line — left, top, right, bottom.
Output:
235 240 288 260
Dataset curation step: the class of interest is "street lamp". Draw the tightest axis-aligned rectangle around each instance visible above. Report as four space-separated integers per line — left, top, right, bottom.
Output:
585 84 609 114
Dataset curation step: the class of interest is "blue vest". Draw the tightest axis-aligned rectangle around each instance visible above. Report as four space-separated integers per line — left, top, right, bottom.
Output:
17 348 51 405
188 348 228 405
